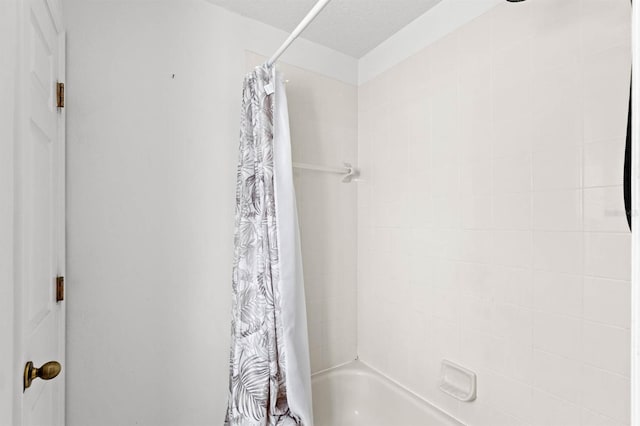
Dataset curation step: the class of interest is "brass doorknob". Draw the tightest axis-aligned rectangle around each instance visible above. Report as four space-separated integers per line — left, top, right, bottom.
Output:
23 361 62 390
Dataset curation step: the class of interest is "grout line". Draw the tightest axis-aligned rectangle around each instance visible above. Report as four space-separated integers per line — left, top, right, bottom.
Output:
533 347 631 380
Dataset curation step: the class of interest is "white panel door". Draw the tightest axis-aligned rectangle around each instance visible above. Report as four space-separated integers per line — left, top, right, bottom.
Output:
16 0 65 425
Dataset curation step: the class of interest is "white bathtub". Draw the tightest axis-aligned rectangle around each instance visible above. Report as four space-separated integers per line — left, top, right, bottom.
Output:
311 361 464 426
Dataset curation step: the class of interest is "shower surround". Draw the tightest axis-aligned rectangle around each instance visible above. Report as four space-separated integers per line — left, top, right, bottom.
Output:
358 0 632 425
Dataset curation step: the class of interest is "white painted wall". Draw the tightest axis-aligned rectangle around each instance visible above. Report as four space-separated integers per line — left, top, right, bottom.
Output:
358 0 632 424
0 1 18 425
63 1 357 425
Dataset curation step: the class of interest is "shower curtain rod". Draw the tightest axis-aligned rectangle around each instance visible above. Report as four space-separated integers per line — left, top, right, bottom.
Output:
267 0 333 66
293 162 348 174
293 162 359 183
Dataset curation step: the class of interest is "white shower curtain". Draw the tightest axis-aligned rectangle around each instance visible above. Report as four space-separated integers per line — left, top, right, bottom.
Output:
225 64 313 426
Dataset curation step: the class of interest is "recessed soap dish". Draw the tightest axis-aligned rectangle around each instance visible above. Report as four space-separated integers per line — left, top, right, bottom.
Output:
439 360 477 402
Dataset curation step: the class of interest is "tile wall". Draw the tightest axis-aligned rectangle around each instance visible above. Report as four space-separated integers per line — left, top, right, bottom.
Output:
357 0 632 424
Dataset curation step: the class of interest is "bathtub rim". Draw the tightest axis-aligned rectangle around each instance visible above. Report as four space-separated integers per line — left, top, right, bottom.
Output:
311 359 466 426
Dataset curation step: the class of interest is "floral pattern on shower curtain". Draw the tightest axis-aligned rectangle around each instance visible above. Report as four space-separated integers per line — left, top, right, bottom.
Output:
224 64 301 426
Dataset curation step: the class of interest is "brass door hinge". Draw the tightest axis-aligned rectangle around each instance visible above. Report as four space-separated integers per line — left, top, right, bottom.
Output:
56 82 64 108
56 276 64 302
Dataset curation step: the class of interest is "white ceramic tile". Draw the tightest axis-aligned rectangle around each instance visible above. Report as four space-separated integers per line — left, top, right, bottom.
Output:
407 98 431 141
324 337 357 369
386 324 412 383
394 57 423 102
584 232 631 281
584 140 626 188
431 259 459 294
457 230 493 264
485 371 533 421
490 0 538 50
404 49 432 93
581 0 631 56
309 345 325 373
533 311 582 360
408 192 434 229
533 0 581 27
533 271 583 317
432 194 461 229
532 145 582 191
406 309 430 369
582 321 630 376
302 257 326 299
533 350 583 403
460 328 507 374
408 276 434 314
431 89 459 162
493 193 532 231
407 175 432 206
407 228 434 256
408 154 431 194
372 199 408 228
493 304 533 346
430 160 459 195
532 7 582 71
533 231 583 274
460 152 492 196
427 33 459 89
459 87 492 157
492 70 533 157
530 61 581 117
533 190 583 231
584 186 629 233
430 316 462 362
372 163 408 203
583 277 630 328
459 56 490 95
583 46 631 144
371 227 407 255
430 290 461 324
492 39 533 89
499 340 534 384
305 299 323 327
431 229 461 261
491 266 533 308
532 389 581 426
581 365 630 424
461 196 492 230
457 12 492 64
492 230 532 269
358 81 375 113
461 296 494 334
493 156 531 195
532 63 583 152
581 409 626 426
458 262 493 300
531 88 583 152
456 392 505 426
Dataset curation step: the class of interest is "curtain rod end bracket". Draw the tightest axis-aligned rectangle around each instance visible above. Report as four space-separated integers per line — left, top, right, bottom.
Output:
342 163 360 183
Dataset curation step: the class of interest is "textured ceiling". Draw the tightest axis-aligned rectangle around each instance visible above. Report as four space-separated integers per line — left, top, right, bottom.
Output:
206 0 444 58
